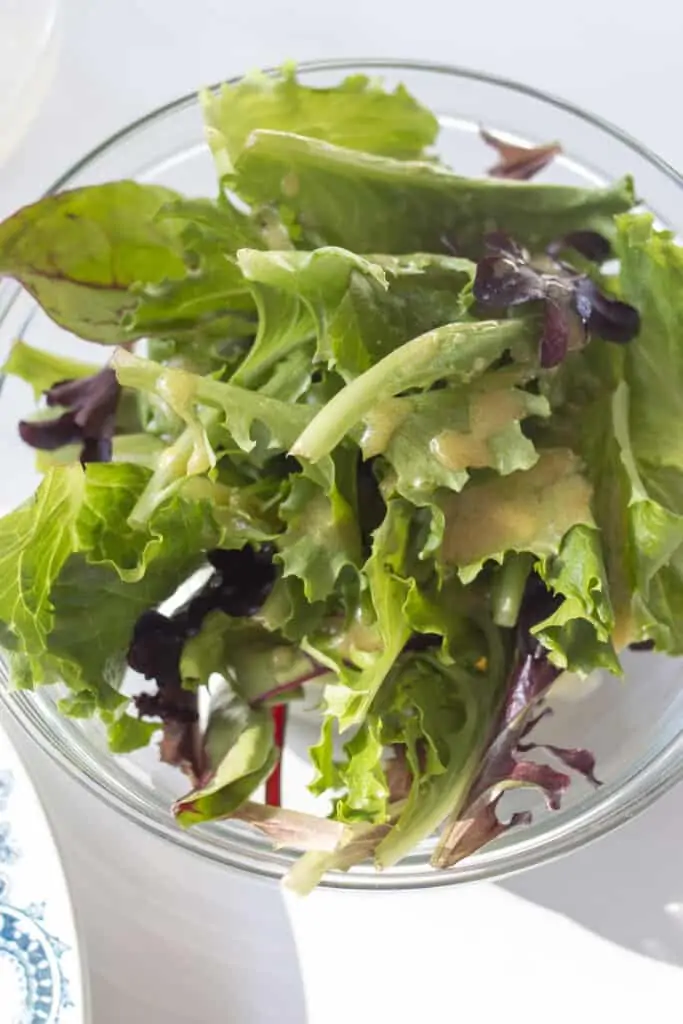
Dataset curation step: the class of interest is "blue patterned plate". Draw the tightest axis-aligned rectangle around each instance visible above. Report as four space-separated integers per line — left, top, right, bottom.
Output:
0 716 85 1023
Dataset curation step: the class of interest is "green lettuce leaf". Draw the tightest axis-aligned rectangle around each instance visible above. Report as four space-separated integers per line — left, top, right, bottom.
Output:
158 196 270 253
129 196 266 365
293 635 505 886
2 339 97 398
532 524 620 674
231 247 387 384
114 349 312 456
232 130 635 256
308 716 342 797
312 499 414 730
0 182 187 342
362 370 549 503
0 463 220 707
617 214 683 484
201 66 438 177
174 687 276 826
277 467 361 604
546 215 683 652
374 653 500 868
291 318 534 463
180 609 315 702
0 466 84 653
232 247 473 384
438 448 595 581
258 575 332 644
334 717 390 823
106 713 160 753
112 349 316 524
256 345 316 402
611 380 683 652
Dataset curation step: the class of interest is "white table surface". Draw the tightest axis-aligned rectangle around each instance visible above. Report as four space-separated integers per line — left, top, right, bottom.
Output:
4 1 683 1020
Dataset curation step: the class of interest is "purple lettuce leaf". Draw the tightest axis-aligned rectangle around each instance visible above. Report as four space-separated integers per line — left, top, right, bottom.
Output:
19 367 121 464
472 233 640 368
128 545 278 782
129 610 206 783
548 230 612 263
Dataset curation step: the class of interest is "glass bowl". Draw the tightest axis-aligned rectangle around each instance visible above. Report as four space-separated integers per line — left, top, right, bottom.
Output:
1 58 683 890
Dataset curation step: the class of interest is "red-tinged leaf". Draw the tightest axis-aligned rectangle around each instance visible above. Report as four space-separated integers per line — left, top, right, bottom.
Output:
432 793 532 867
231 801 345 851
518 740 602 787
433 576 600 868
519 705 554 739
159 719 207 785
481 128 561 181
385 744 414 802
510 759 571 810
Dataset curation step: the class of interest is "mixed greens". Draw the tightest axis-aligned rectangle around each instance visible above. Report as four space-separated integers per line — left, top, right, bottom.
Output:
0 66 680 892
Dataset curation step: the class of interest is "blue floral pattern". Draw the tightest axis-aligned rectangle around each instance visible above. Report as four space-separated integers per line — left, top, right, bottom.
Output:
0 770 74 1023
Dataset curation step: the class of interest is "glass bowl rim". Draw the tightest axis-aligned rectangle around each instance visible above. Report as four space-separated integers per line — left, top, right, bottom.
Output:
1 56 683 890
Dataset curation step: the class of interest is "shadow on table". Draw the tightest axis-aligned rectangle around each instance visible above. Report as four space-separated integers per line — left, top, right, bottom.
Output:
500 782 683 968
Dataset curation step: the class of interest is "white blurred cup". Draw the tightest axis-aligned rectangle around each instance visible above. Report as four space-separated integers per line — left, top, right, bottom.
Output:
0 0 60 165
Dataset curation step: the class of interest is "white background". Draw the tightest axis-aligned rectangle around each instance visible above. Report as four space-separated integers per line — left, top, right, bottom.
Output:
4 1 683 1020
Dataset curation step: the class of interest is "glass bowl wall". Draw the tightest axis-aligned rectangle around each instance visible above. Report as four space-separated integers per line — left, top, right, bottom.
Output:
1 59 682 888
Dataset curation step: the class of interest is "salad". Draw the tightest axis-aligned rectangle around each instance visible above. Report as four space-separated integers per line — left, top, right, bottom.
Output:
0 66 678 893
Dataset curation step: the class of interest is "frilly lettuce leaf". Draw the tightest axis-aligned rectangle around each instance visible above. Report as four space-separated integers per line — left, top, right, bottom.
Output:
617 214 683 483
232 129 634 256
334 717 390 823
547 215 683 653
257 575 332 644
611 380 683 651
113 349 312 456
292 640 505 886
374 653 499 868
201 66 438 177
0 182 187 342
434 447 621 672
112 349 317 524
158 196 270 254
533 524 620 674
308 716 341 797
439 449 595 581
0 463 221 709
277 466 361 604
231 247 388 384
0 466 83 653
362 371 549 503
291 318 533 463
129 196 267 361
232 247 473 383
313 499 414 730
